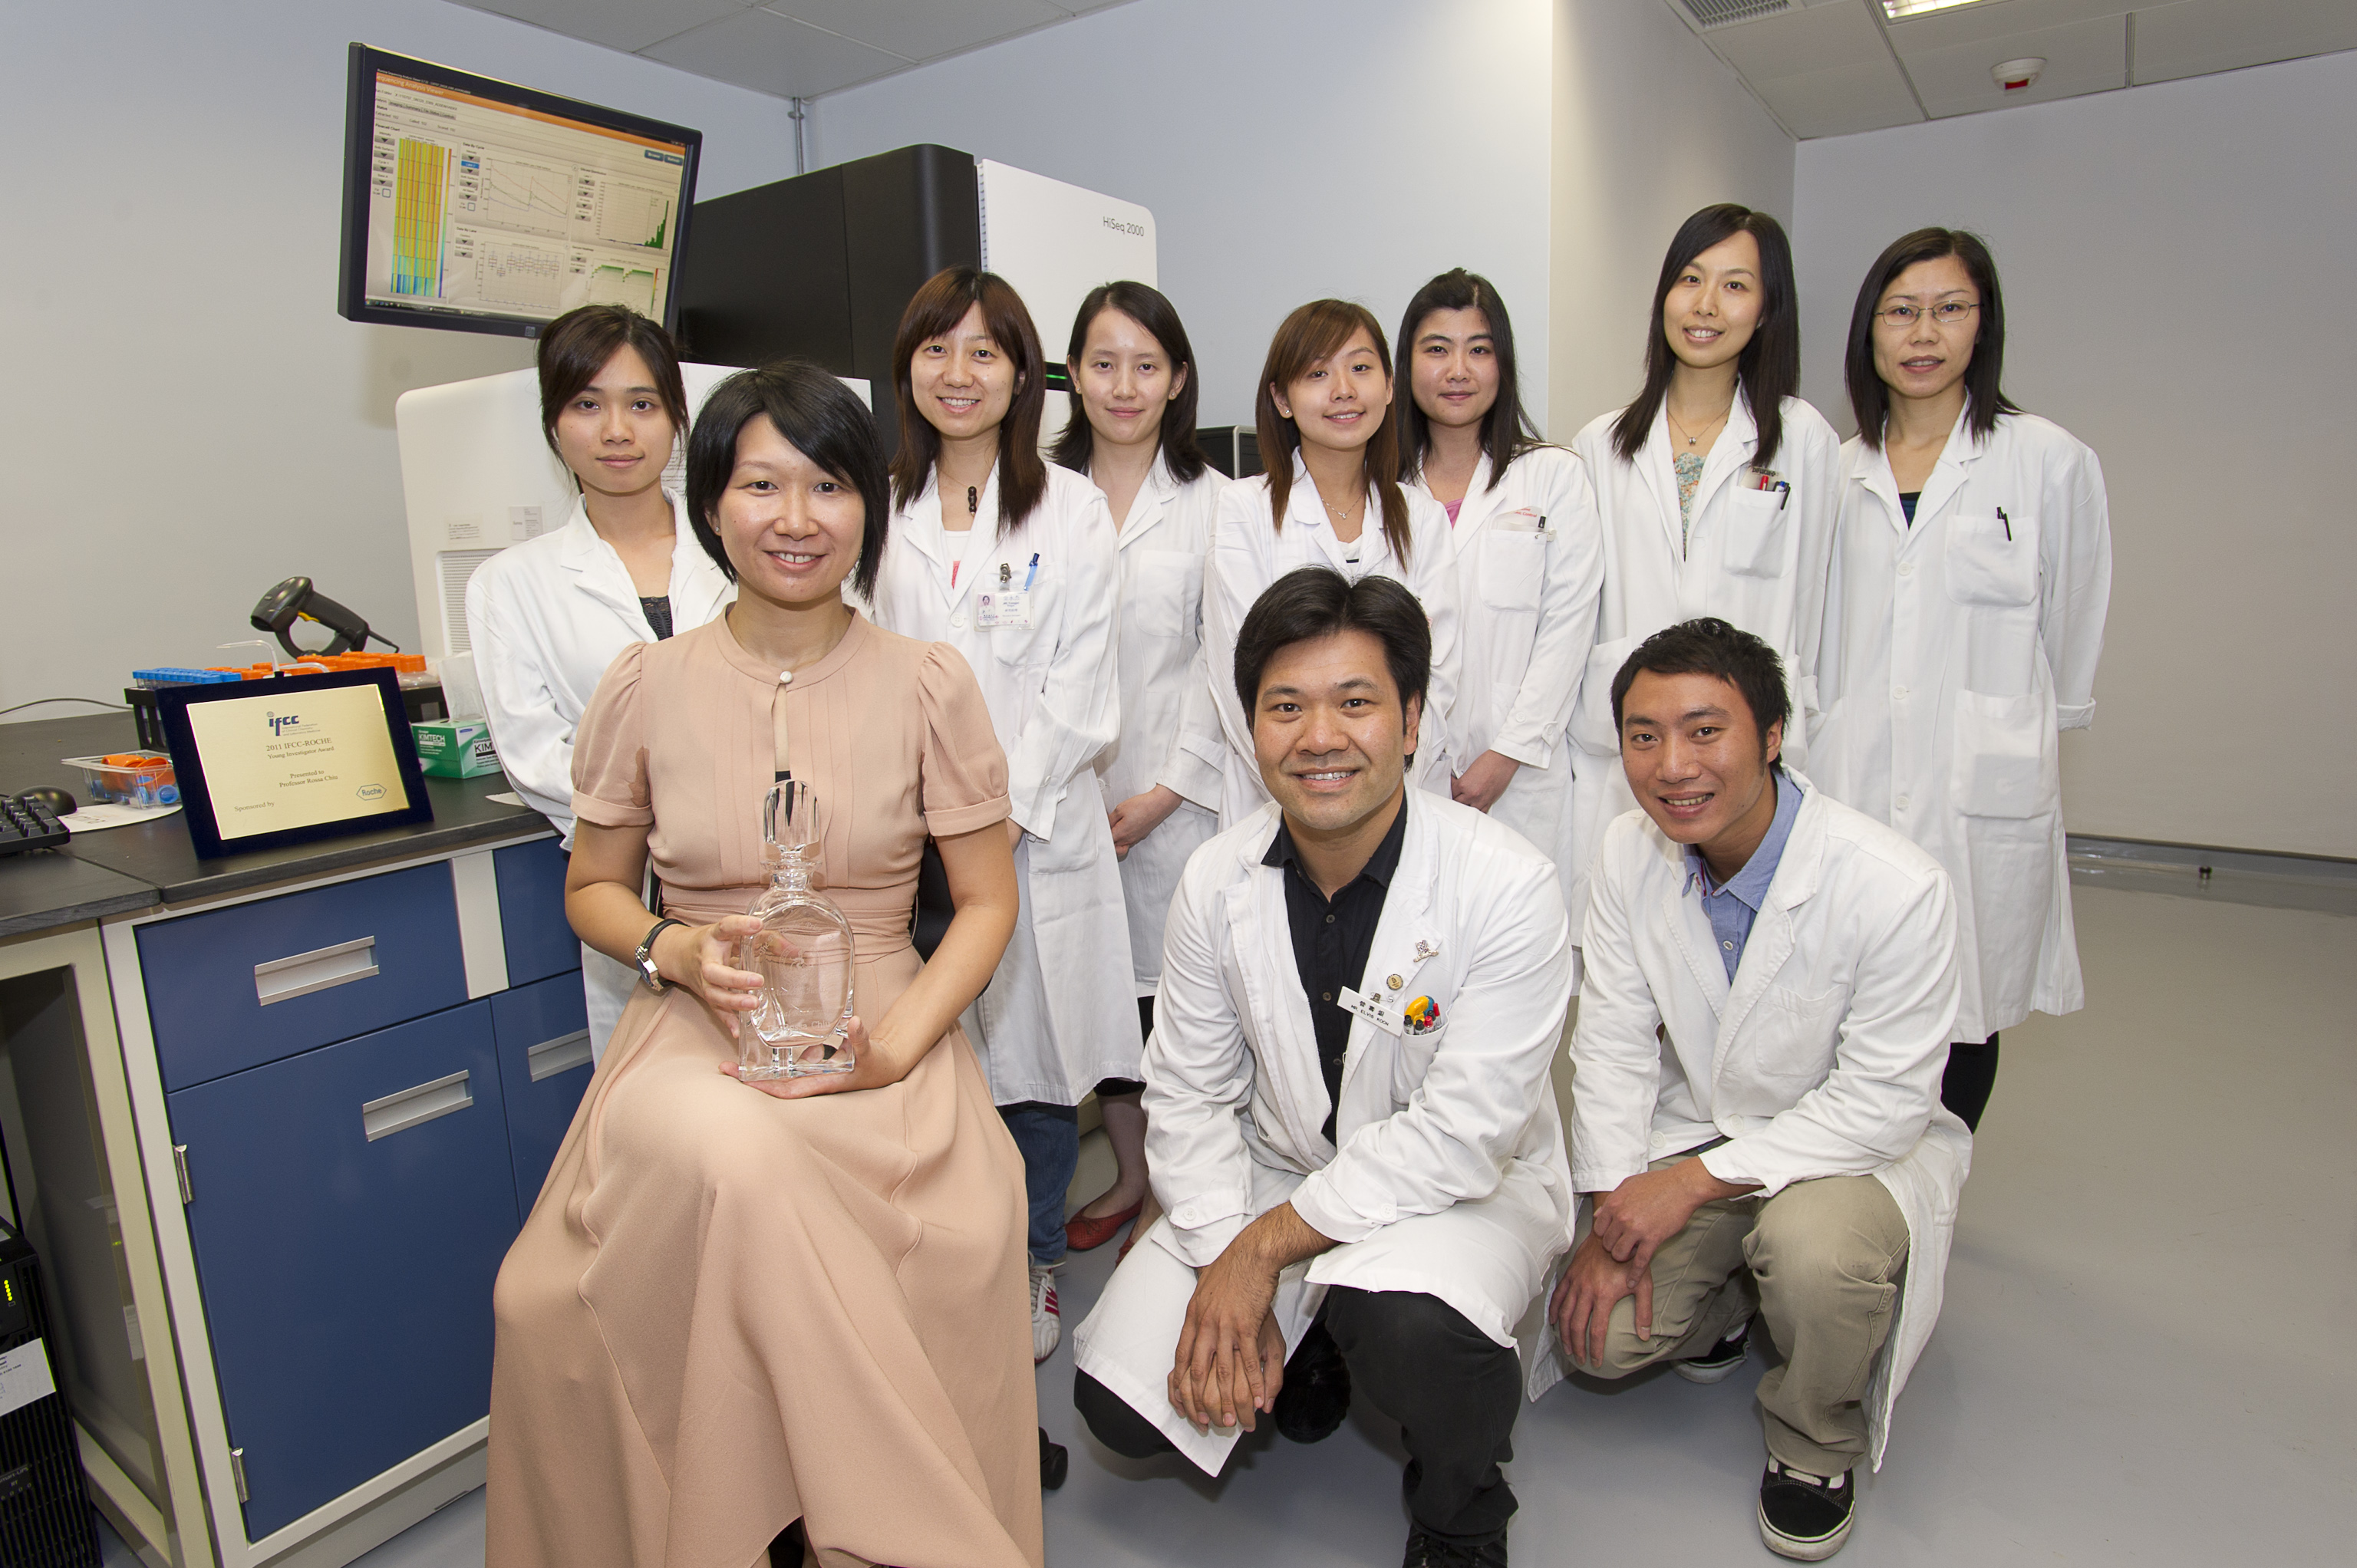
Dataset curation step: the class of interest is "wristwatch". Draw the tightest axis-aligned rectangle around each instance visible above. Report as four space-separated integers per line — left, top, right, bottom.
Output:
635 917 686 993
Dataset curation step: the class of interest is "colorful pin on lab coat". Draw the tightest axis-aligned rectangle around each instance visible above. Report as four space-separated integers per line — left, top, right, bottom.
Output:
1403 996 1440 1033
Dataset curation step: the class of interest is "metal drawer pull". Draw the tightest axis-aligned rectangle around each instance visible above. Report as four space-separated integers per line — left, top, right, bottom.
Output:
526 1029 593 1082
361 1070 473 1141
253 937 379 1006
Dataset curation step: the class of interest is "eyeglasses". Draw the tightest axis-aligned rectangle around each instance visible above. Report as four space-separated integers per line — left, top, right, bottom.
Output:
1875 300 1980 328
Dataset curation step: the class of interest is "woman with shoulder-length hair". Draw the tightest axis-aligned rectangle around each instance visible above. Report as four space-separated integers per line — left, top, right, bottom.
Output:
1811 228 2111 1132
864 267 1139 1362
1564 204 1842 949
488 361 1043 1568
1397 268 1603 904
463 305 734 1061
1199 298 1465 822
1050 281 1229 1258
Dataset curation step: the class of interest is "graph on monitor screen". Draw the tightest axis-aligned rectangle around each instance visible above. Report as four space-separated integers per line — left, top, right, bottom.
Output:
362 69 691 328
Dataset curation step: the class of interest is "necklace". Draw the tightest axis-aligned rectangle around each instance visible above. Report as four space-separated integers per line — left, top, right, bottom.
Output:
1666 404 1731 448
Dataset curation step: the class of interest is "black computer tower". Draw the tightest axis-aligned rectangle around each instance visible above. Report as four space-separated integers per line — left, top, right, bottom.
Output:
0 1219 98 1567
1198 426 1264 480
677 143 982 457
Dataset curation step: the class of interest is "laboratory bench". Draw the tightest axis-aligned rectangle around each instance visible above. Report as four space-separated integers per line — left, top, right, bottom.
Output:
0 713 589 1568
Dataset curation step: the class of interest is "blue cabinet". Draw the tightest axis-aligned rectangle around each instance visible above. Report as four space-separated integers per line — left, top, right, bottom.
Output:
490 973 593 1217
166 1001 516 1540
137 863 467 1091
493 838 575 988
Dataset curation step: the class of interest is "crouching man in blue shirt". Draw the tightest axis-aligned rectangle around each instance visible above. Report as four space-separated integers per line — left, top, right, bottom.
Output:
1556 618 1971 1560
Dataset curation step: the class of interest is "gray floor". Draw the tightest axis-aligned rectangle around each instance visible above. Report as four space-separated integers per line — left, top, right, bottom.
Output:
107 882 2357 1565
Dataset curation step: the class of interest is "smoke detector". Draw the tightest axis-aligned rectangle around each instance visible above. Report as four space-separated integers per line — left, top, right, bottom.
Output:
1993 57 2045 91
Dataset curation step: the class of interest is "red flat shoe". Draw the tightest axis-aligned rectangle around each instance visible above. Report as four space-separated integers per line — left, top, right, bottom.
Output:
1064 1197 1143 1253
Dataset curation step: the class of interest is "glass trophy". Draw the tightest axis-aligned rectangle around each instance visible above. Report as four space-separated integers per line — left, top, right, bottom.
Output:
737 779 856 1079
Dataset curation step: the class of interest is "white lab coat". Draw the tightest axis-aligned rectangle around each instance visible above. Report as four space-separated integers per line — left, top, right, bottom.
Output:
1089 454 1231 996
1193 454 1466 825
865 462 1142 1105
1567 776 1971 1470
1810 410 2111 1043
1406 445 1605 910
1071 789 1576 1473
1564 394 1841 939
463 492 734 1059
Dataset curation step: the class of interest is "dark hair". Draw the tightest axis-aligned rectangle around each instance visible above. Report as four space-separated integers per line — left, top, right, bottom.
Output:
1256 301 1414 565
888 268 1047 539
1609 618 1790 760
686 361 892 602
1233 567 1431 723
1846 228 2021 450
1395 268 1541 493
1051 282 1208 486
1610 205 1800 472
537 305 691 473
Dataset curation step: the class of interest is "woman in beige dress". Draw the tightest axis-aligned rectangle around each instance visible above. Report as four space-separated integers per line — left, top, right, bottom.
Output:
487 361 1041 1568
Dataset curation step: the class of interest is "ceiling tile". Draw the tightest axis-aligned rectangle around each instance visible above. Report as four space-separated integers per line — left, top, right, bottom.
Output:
451 0 752 54
1898 12 2127 115
641 7 909 96
770 0 1066 61
1755 57 1927 136
1706 2 1896 80
1881 0 2129 51
2130 0 2357 86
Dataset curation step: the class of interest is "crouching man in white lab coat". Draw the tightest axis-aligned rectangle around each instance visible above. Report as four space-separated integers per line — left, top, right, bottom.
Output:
1071 567 1574 1568
1555 617 1970 1561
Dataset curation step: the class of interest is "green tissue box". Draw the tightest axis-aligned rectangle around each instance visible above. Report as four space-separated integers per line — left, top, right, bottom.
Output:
411 719 501 779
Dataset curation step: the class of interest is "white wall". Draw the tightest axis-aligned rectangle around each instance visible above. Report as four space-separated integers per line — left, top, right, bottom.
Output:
808 0 1554 433
0 0 798 721
1549 0 1795 443
1794 51 2357 858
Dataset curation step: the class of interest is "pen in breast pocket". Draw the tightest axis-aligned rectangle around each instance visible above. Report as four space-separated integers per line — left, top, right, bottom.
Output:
1023 552 1040 589
1996 507 2012 541
1774 481 1791 511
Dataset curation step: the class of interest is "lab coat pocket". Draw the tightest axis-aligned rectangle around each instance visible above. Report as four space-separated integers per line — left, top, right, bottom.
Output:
1721 488 1792 578
1389 1025 1442 1106
1476 520 1546 612
1748 983 1846 1091
1952 689 2055 819
1568 635 1637 756
983 568 1056 668
1944 513 2037 607
1130 548 1202 640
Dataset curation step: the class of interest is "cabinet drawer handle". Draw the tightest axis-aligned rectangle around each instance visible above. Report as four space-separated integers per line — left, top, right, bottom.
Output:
361 1070 473 1141
526 1029 593 1082
254 937 379 1006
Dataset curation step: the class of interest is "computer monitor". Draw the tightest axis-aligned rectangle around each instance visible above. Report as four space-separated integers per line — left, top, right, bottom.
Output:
337 44 701 339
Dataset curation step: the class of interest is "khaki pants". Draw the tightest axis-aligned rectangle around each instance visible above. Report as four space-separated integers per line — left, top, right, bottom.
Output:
1590 1157 1910 1474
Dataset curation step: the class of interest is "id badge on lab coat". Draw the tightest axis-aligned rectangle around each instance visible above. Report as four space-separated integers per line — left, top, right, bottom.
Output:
976 589 1035 630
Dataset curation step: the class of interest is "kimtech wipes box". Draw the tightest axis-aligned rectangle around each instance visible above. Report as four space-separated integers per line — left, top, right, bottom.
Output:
411 719 501 779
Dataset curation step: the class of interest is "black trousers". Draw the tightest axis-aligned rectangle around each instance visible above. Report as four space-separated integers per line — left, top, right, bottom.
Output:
1073 1286 1523 1543
1940 1033 1999 1132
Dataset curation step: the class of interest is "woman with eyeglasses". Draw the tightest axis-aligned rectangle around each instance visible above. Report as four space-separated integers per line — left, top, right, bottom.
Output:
1564 205 1841 954
1811 229 2112 1132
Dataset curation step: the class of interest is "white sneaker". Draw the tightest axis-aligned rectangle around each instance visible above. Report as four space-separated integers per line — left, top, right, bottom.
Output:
1030 1264 1061 1362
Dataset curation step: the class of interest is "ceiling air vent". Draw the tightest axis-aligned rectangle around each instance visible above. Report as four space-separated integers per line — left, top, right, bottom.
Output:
1676 0 1792 29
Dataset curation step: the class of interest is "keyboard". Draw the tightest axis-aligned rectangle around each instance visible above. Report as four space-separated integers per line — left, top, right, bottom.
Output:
1 796 70 855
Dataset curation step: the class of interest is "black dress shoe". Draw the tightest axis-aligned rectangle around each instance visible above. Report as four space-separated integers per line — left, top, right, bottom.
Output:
1039 1427 1069 1489
1402 1527 1508 1566
1273 1319 1351 1444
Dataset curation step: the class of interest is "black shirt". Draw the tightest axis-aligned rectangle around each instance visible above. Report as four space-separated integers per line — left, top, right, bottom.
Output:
1898 491 1920 526
1261 798 1409 1144
640 595 675 640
